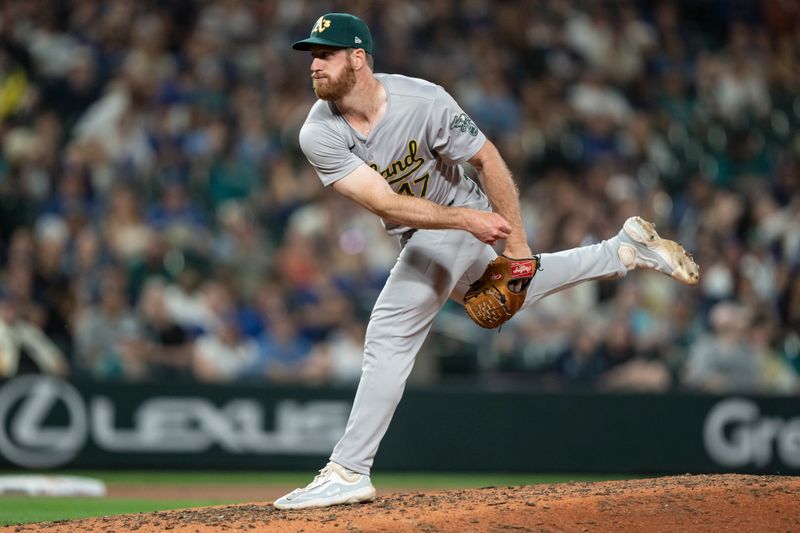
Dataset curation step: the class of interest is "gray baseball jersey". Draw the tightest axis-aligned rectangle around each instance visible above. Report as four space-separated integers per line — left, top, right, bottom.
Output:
297 73 628 475
299 73 491 234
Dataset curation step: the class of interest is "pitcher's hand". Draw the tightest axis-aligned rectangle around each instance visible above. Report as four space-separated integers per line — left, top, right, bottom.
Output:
467 212 511 245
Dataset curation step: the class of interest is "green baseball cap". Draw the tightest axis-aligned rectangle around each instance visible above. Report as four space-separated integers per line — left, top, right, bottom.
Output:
292 13 373 55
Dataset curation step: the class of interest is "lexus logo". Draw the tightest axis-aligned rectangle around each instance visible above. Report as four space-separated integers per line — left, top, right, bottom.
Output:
0 376 87 468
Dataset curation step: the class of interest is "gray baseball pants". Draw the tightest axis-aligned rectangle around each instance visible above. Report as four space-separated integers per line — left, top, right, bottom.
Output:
330 227 627 474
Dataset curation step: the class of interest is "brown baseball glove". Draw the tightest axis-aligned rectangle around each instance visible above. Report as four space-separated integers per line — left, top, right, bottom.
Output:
464 254 541 329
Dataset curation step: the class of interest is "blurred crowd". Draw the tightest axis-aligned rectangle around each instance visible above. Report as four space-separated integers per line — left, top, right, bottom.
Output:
0 0 798 394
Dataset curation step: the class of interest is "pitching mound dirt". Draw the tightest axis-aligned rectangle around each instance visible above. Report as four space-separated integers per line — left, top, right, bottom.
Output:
5 474 800 532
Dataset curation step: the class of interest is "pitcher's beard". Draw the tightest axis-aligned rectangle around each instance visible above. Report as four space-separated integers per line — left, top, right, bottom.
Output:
313 61 356 101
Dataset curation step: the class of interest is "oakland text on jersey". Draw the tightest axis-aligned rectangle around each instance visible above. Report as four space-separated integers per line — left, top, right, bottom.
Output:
369 139 425 186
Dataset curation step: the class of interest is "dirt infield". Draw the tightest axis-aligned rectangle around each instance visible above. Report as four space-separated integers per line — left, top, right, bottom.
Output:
5 474 800 532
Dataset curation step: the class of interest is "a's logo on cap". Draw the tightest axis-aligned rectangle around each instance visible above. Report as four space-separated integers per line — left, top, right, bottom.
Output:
355 36 362 44
313 16 331 34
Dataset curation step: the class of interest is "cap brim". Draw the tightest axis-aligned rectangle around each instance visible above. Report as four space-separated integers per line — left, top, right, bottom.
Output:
292 37 350 51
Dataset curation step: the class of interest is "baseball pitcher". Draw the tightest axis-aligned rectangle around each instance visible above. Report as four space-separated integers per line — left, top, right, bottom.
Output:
274 13 699 510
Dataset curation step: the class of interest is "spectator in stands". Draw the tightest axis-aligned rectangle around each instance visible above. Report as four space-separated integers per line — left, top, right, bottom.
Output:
68 54 158 191
0 289 69 378
162 263 213 335
146 180 211 255
554 317 607 386
682 302 760 393
749 309 798 394
31 216 75 357
212 200 273 298
320 321 368 385
249 312 327 385
73 266 144 380
68 226 106 309
102 182 155 265
191 311 258 383
134 277 194 381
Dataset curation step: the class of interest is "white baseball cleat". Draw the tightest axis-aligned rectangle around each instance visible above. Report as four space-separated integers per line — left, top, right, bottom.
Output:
273 461 377 510
617 216 700 285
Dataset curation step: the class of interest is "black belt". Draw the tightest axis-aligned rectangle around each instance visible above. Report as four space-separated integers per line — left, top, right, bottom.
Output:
400 229 417 247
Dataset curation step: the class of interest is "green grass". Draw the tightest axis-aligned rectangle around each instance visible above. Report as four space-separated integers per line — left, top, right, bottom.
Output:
0 471 641 526
0 496 237 526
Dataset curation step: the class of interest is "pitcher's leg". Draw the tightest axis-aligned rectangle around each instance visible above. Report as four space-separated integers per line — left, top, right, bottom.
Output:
329 300 435 474
331 230 485 474
524 237 626 306
524 215 700 306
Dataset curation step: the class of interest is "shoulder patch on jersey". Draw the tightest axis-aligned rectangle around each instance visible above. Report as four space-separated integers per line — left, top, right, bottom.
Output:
450 113 479 137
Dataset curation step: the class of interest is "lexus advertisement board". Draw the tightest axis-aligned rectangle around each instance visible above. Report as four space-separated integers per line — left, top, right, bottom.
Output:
0 376 350 469
0 376 798 473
